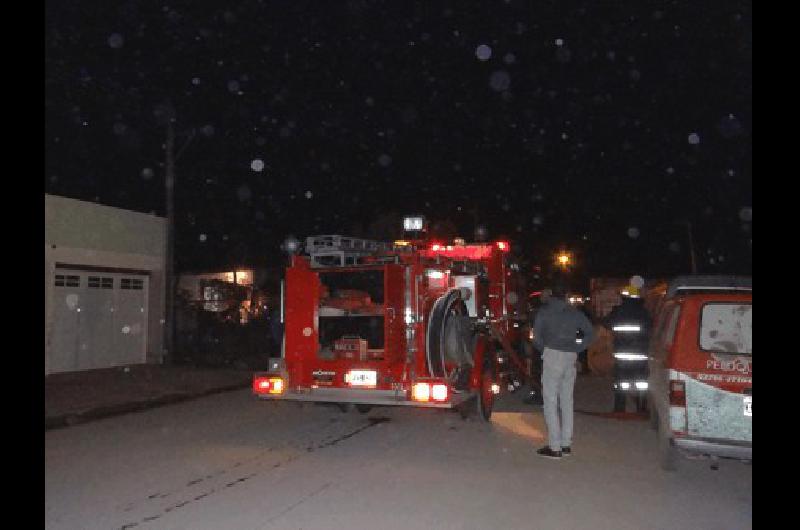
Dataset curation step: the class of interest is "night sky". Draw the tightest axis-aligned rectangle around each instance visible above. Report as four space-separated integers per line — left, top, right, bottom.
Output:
45 1 752 281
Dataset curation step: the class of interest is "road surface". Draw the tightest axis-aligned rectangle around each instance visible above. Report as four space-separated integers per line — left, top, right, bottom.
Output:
45 381 752 530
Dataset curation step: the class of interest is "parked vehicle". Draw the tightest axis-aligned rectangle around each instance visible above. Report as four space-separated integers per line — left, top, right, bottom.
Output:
647 275 752 470
253 216 532 421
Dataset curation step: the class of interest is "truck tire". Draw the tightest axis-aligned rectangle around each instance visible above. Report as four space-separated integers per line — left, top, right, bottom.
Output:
477 365 495 422
613 391 626 413
657 421 679 471
635 394 648 413
649 406 658 430
457 398 474 420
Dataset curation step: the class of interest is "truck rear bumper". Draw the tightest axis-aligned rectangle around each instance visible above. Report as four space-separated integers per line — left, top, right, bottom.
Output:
256 386 475 409
673 436 752 460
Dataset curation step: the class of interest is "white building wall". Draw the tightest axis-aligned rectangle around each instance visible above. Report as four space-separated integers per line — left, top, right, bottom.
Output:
45 194 167 374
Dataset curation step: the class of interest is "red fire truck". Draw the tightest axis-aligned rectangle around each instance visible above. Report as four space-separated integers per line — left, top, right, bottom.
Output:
253 217 530 420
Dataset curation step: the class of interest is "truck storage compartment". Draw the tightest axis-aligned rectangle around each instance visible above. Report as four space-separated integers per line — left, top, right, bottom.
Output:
318 316 385 360
317 270 385 360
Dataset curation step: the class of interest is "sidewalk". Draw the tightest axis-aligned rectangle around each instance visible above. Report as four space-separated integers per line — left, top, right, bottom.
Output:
45 364 253 430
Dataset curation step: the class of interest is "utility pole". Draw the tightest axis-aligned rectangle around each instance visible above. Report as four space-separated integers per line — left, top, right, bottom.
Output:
686 220 698 274
164 119 176 363
163 117 195 364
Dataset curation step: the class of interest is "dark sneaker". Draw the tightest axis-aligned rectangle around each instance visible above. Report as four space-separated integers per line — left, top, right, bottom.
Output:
536 447 563 459
561 446 572 456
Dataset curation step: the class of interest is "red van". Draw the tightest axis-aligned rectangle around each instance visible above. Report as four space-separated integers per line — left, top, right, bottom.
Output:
648 275 752 470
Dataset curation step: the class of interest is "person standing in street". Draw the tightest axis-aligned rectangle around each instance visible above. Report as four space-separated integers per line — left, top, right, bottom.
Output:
604 282 652 413
532 280 595 459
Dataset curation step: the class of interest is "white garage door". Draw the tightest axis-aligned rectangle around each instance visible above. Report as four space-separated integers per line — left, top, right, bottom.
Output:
49 268 149 373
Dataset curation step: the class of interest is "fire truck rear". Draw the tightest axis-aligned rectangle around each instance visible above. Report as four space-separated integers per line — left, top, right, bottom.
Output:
253 217 530 420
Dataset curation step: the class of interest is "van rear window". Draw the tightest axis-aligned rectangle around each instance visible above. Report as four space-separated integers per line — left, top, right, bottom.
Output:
699 303 752 355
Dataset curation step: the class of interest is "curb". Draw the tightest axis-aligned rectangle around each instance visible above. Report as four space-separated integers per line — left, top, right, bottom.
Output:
45 381 251 431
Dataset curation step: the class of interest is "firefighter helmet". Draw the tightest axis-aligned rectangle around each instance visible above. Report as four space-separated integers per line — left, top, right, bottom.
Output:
622 286 641 298
622 275 644 298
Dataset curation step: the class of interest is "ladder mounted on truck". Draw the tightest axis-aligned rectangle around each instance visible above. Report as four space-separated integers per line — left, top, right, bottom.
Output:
305 235 390 268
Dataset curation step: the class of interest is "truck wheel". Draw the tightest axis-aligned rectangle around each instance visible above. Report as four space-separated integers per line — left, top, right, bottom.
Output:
477 366 495 422
613 391 626 413
355 404 373 414
635 395 648 413
457 397 475 420
648 406 658 430
658 422 679 471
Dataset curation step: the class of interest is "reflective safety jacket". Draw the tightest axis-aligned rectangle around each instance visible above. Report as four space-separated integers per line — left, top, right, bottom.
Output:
605 298 651 352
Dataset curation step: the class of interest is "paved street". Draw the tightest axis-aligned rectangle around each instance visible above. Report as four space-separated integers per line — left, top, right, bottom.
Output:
45 383 752 530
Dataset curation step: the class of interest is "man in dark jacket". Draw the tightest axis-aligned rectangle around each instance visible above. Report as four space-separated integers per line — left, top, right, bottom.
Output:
533 281 595 459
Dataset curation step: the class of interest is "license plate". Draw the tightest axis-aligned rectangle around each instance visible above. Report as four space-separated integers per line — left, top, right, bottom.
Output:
347 370 377 387
743 396 752 417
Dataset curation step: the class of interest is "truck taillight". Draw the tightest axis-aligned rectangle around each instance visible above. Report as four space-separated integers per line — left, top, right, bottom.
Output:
669 380 686 407
412 382 449 402
412 382 431 402
431 384 448 402
253 376 284 395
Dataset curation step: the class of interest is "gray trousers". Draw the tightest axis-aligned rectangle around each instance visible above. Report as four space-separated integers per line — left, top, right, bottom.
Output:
541 347 578 451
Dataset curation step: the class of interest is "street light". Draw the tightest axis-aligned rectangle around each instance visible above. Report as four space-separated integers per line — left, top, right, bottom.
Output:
555 250 573 269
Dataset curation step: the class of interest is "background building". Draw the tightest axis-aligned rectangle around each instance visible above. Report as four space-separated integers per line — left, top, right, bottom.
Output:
45 194 166 374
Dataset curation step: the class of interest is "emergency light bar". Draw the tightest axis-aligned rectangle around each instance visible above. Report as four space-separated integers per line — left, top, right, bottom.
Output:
425 244 494 259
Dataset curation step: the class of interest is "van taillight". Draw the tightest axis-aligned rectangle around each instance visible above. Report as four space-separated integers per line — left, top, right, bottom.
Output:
669 380 686 407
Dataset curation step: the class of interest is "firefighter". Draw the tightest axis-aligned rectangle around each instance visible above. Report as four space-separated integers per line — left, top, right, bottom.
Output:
605 282 651 413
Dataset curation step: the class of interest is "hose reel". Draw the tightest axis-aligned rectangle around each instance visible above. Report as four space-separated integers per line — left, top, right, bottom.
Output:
426 288 475 379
